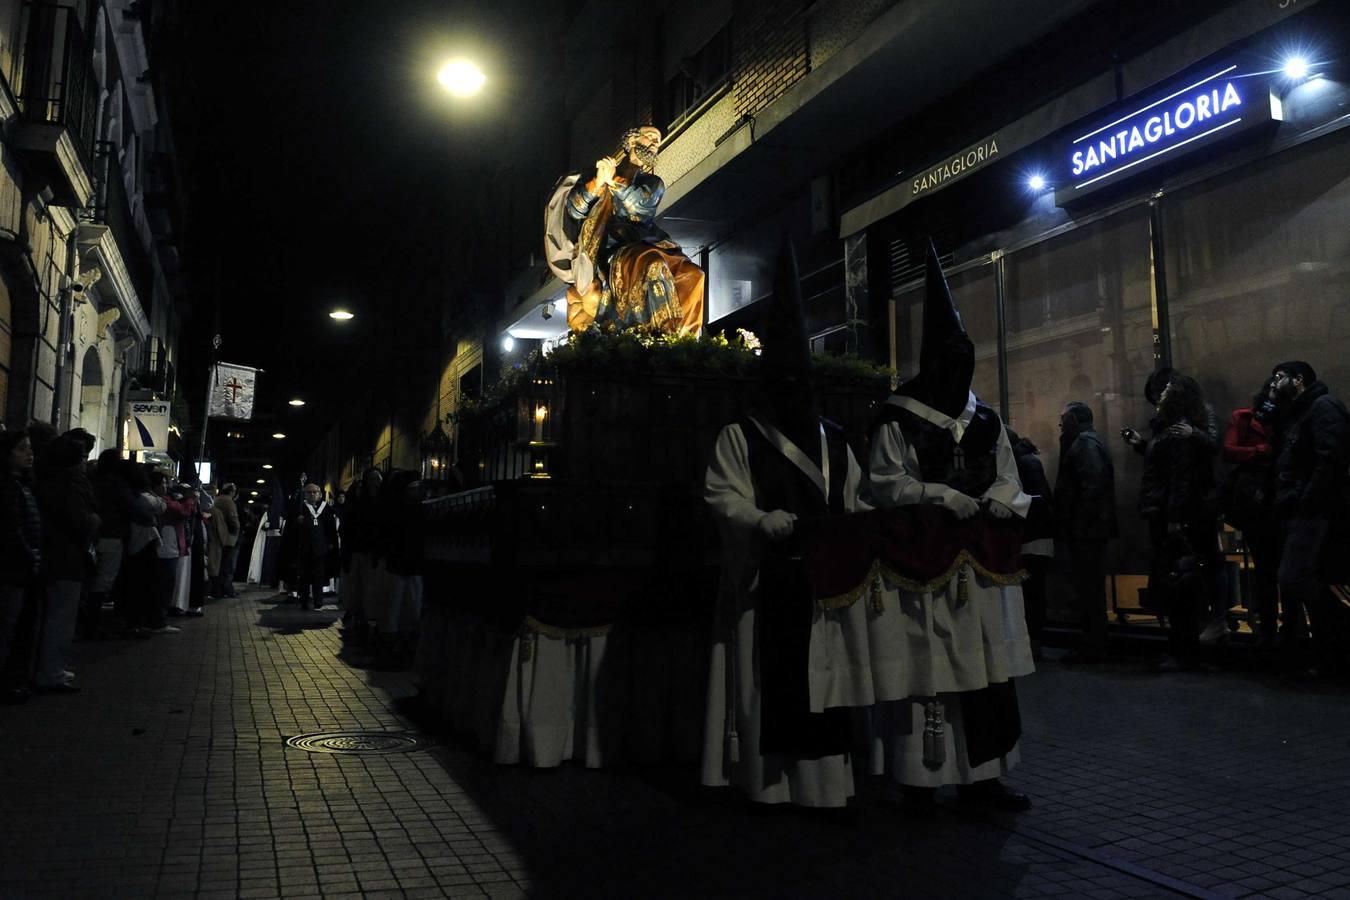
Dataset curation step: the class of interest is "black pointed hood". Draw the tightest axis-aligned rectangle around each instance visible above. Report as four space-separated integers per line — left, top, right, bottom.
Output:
895 239 974 418
758 237 813 384
757 237 820 457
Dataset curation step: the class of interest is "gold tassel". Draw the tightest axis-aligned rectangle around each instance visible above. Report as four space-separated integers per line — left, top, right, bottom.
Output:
870 573 885 614
957 568 970 603
519 632 534 664
922 698 946 771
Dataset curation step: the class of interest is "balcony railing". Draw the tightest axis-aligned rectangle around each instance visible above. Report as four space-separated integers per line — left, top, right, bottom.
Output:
10 2 98 170
83 140 155 304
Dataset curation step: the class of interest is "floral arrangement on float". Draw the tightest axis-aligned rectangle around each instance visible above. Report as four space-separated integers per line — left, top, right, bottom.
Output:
447 327 893 483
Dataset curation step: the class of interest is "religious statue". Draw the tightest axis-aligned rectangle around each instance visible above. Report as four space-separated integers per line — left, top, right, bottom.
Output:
545 125 705 336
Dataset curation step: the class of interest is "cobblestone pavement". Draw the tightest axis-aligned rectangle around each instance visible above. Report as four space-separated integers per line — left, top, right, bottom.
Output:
2 588 1349 899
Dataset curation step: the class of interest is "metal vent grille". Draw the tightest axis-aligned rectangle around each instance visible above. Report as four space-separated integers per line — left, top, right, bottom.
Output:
890 238 955 294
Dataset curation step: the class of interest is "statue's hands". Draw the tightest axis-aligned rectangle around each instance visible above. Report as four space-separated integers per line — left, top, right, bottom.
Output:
757 510 797 540
595 156 618 188
987 499 1014 519
940 489 981 521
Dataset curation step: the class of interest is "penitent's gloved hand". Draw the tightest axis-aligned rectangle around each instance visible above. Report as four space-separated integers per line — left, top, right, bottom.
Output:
941 489 981 521
757 510 798 540
987 499 1014 519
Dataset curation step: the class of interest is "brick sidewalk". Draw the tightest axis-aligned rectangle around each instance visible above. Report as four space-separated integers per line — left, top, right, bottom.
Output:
1 588 1348 899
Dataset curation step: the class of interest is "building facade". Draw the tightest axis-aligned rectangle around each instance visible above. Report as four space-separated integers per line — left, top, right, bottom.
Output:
309 0 1350 633
0 0 185 456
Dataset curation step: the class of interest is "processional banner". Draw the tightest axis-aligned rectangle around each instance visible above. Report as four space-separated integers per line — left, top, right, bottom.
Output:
207 362 259 420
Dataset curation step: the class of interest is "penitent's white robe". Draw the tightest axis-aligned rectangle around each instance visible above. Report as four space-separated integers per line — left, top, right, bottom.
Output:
858 392 1036 787
702 420 871 807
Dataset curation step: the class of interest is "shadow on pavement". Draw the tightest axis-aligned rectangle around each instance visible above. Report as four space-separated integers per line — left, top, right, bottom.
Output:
255 603 341 634
385 693 1033 898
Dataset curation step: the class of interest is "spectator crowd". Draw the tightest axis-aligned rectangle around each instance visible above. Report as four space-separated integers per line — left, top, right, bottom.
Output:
0 424 249 704
1028 359 1350 678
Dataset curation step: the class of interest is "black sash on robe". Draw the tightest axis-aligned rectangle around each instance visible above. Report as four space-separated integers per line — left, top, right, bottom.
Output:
742 416 854 759
872 397 1024 766
873 398 1003 499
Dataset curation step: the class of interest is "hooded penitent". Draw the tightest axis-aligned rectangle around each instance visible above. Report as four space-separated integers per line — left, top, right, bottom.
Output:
757 237 821 461
895 239 974 419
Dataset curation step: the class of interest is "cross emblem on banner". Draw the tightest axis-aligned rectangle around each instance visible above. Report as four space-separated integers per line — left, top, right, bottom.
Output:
953 446 966 471
222 377 246 403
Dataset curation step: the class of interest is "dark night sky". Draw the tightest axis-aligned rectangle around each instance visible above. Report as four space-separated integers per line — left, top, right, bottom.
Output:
168 1 553 480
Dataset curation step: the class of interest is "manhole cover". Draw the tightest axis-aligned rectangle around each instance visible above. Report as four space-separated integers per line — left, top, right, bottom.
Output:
285 731 432 755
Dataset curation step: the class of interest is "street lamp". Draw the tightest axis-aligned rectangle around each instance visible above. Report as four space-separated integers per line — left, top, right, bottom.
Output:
288 398 306 407
329 309 354 321
437 59 486 97
262 464 273 470
272 432 286 439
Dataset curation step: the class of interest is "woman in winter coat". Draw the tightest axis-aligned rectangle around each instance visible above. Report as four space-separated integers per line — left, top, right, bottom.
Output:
32 434 100 692
0 430 41 703
1221 378 1281 652
1127 374 1221 671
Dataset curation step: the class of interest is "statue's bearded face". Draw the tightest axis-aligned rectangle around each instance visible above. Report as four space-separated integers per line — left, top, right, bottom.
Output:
627 127 662 171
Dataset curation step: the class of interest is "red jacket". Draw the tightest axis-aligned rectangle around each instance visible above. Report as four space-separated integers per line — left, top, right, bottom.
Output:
1222 408 1272 464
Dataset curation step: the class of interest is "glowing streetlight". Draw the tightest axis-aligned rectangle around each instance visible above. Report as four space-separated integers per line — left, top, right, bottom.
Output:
262 464 273 470
272 433 286 439
256 478 265 484
288 398 306 407
437 59 486 97
1283 56 1310 80
1027 174 1047 192
329 309 354 321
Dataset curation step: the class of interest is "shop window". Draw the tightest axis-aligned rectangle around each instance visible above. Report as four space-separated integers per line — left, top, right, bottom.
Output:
1164 128 1350 423
892 263 1001 406
665 26 730 133
1003 205 1157 612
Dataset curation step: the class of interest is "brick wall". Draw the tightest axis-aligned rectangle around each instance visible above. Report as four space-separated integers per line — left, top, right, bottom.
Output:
732 0 809 119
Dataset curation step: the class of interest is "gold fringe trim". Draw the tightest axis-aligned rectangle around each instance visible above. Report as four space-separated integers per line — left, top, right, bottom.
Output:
816 551 1027 612
522 615 614 641
817 560 883 611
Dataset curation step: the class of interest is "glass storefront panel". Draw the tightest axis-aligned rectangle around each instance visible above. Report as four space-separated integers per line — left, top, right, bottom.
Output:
892 263 1001 405
1003 205 1158 610
1165 128 1350 425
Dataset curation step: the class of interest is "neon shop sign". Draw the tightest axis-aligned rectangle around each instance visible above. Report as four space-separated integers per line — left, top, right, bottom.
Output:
1058 64 1280 202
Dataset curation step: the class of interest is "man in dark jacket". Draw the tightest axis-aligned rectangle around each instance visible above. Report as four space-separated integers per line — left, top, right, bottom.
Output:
33 434 100 692
1270 361 1350 675
0 429 41 703
1055 402 1119 662
87 449 135 638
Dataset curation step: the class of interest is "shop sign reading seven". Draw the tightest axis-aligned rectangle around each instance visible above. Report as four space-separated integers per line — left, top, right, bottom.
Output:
1069 65 1244 189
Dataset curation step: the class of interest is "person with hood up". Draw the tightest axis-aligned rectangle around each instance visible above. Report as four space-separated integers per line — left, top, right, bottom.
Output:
862 240 1034 814
1269 361 1350 676
1055 403 1119 663
702 239 871 808
32 433 100 692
